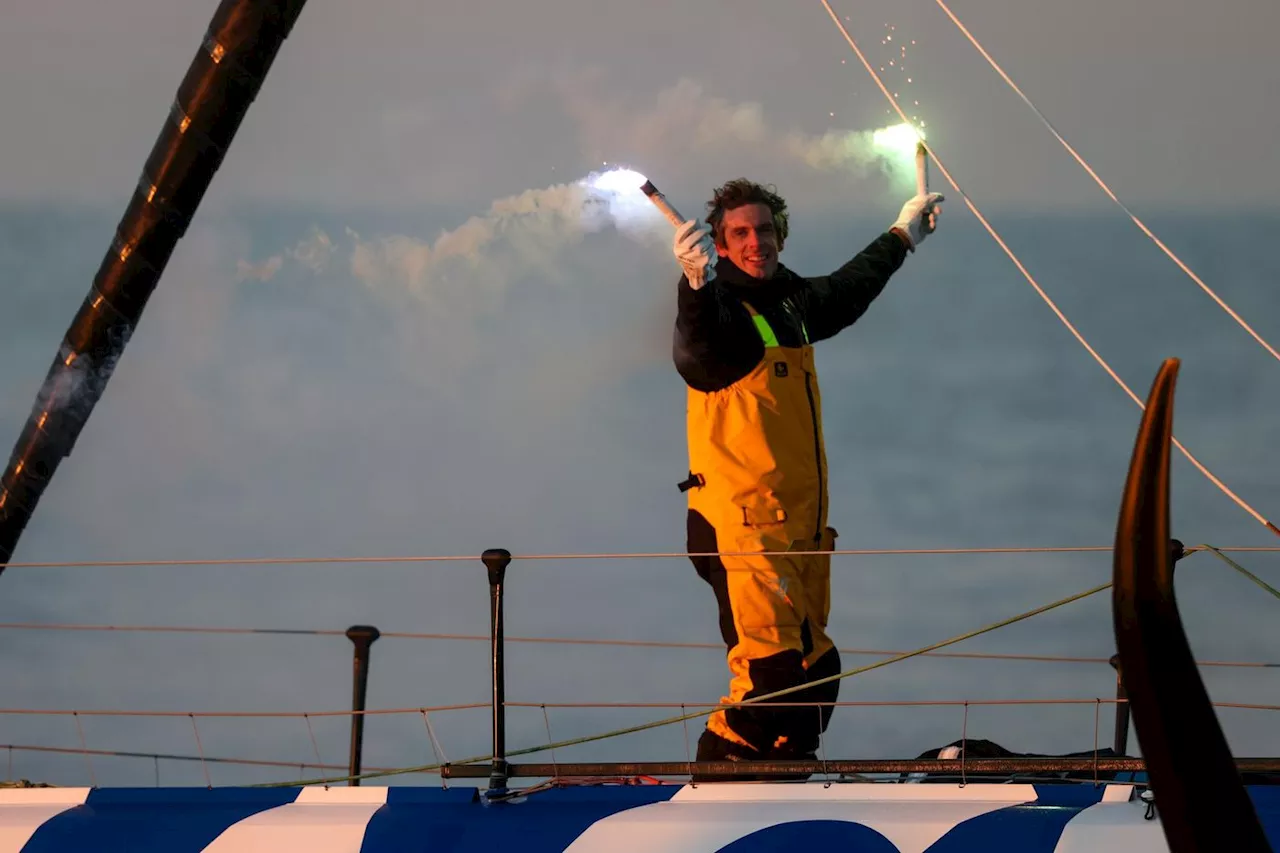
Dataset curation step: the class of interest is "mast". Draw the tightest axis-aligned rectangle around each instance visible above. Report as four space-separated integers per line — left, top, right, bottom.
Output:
0 0 309 571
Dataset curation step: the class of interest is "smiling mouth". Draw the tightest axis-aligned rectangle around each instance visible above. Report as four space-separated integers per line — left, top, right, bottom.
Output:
745 254 769 264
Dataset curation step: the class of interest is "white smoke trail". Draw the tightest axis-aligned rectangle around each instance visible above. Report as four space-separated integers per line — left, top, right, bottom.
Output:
246 169 667 291
235 169 675 413
240 75 928 298
232 78 928 412
783 125 919 183
237 227 334 283
553 78 921 193
30 337 130 423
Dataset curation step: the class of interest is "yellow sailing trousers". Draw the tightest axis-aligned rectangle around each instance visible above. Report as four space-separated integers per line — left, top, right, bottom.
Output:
683 303 841 755
689 514 841 754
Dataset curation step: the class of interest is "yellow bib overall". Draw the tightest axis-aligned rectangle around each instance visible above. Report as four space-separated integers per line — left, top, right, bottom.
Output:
685 303 839 753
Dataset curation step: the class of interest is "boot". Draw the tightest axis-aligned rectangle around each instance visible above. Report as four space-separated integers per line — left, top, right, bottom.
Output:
764 736 817 782
692 729 765 782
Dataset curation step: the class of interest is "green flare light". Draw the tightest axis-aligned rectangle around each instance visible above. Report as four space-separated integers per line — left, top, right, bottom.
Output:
872 122 925 159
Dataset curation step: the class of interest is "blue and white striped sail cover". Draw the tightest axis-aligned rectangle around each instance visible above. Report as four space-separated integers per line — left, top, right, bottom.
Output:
1 782 1277 851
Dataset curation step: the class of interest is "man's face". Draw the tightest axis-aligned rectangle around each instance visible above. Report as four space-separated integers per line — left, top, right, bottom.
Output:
717 203 780 280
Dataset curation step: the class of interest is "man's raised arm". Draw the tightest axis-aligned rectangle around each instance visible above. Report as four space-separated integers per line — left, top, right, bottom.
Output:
797 192 944 342
671 219 761 392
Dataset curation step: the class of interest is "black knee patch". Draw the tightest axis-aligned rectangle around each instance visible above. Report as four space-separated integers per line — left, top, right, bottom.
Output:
726 649 808 753
803 646 842 734
686 510 717 583
748 647 843 754
687 510 737 649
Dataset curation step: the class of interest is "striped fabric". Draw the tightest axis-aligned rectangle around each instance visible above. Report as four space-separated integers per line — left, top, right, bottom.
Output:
0 782 1276 851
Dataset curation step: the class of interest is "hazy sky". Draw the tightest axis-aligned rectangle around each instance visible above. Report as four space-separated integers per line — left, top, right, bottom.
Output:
3 0 1279 212
1 0 1279 787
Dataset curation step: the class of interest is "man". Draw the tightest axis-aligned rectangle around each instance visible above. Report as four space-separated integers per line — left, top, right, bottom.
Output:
671 178 943 779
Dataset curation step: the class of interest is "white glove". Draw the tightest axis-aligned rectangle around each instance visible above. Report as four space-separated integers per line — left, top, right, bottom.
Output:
891 192 945 251
673 218 718 290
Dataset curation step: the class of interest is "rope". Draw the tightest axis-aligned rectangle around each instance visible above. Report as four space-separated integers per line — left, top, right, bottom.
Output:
0 743 392 773
2 546 1264 779
72 713 96 789
303 715 325 787
1 545 1274 570
1199 544 1280 601
0 546 1120 570
250 578 1114 787
0 695 1272 724
929 0 1280 368
817 0 1280 540
502 699 1276 710
421 710 447 765
0 704 486 719
505 699 1087 709
1 621 1273 668
15 547 1259 786
189 715 211 788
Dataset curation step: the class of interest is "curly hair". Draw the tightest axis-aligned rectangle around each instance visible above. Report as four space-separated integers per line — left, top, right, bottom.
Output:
704 178 789 249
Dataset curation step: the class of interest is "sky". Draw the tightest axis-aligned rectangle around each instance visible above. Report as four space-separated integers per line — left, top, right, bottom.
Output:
4 0 1279 213
1 0 1279 787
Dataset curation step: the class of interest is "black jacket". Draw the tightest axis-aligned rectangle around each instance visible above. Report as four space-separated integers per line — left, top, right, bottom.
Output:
673 231 909 392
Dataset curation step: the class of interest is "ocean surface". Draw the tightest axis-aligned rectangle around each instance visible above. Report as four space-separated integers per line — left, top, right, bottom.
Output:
1 201 1277 786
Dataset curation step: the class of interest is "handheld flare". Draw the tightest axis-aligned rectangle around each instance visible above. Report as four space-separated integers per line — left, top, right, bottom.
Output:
916 141 929 196
639 180 686 228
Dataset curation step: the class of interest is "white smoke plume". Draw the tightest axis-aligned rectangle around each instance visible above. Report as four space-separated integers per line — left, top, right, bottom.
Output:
237 227 335 283
235 170 675 419
233 79 922 412
245 172 665 282
235 255 282 282
547 77 919 192
29 336 130 424
782 127 903 173
345 174 665 299
241 78 920 295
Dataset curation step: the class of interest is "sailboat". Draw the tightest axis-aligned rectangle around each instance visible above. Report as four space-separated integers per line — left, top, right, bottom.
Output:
0 0 1277 849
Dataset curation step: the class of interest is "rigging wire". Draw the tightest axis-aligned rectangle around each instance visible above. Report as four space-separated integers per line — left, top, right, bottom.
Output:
8 696 1276 784
7 696 1235 721
1201 544 1280 600
247 542 1276 788
0 743 391 774
0 544 1275 570
11 549 1268 786
929 0 1280 367
0 621 1274 668
0 704 486 719
818 0 1280 540
501 699 1278 711
249 577 1118 787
